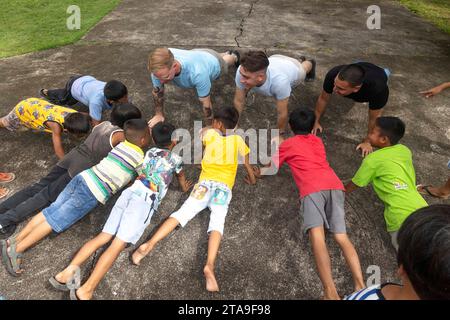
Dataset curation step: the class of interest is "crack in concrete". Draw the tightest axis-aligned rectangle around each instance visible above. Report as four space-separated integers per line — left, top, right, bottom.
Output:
234 0 260 47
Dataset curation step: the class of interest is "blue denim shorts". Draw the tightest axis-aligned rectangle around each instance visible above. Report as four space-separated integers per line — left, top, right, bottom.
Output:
43 174 98 233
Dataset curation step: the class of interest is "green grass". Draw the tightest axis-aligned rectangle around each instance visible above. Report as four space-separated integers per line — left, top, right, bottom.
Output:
0 0 121 58
398 0 450 34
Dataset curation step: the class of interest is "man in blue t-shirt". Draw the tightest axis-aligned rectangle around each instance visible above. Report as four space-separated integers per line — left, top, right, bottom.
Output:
147 48 239 128
234 50 315 139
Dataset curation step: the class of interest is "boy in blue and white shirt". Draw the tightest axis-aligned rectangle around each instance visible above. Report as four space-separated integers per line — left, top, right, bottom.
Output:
49 122 193 300
41 75 129 125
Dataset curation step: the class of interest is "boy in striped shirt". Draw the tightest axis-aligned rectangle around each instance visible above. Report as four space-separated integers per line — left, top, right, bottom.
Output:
0 119 151 277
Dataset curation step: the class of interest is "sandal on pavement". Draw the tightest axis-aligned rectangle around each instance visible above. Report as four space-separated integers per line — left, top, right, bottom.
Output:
0 188 10 200
1 238 23 277
0 173 15 183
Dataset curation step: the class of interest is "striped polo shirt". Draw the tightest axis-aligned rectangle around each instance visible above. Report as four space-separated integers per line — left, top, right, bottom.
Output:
80 140 144 204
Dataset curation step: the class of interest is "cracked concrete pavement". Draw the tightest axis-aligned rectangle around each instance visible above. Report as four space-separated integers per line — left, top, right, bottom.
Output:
0 0 449 299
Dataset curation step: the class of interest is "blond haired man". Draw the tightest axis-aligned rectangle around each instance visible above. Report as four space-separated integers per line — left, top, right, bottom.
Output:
147 48 239 128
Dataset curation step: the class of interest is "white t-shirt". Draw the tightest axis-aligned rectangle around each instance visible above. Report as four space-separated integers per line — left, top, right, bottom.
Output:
235 56 301 100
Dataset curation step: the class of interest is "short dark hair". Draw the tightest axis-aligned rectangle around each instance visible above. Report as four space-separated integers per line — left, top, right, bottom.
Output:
104 80 128 101
240 50 270 73
213 107 239 130
63 112 91 134
110 103 142 128
289 107 316 134
338 64 365 87
151 122 175 148
123 118 149 145
375 116 405 145
397 204 450 300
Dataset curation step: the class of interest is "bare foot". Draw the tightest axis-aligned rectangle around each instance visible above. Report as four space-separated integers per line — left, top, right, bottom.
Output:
55 265 78 284
131 245 149 266
203 265 219 292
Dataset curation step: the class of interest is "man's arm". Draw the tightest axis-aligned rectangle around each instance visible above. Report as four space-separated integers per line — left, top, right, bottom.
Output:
275 98 289 134
176 170 193 192
233 87 248 115
148 87 165 128
47 121 65 159
199 95 213 121
356 108 382 157
312 90 331 134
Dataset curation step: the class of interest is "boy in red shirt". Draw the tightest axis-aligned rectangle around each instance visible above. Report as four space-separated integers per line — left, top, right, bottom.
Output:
253 107 365 300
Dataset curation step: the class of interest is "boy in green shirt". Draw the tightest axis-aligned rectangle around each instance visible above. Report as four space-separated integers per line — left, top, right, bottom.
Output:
345 117 427 250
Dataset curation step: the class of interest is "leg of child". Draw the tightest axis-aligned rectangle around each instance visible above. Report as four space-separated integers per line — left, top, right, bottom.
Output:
4 212 52 274
309 226 340 300
13 212 47 244
132 217 180 265
75 237 127 300
14 215 53 254
55 232 113 284
203 230 222 292
333 233 365 292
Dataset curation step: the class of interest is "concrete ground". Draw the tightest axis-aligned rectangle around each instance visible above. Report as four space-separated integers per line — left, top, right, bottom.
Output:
0 0 449 300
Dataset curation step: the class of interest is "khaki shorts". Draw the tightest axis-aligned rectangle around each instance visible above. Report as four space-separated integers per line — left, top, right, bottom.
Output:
192 48 228 77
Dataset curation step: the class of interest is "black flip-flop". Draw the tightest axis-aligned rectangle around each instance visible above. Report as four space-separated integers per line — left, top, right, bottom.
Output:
39 89 49 99
305 59 316 82
228 50 241 68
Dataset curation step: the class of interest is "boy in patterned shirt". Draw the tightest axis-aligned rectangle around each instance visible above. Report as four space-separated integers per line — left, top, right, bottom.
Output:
48 122 192 300
0 98 91 159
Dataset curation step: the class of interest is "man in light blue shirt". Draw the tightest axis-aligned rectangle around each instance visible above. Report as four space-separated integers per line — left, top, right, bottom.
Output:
234 51 315 138
41 76 129 125
147 48 239 128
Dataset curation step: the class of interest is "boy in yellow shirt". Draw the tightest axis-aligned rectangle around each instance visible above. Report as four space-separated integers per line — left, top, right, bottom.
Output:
131 107 257 292
0 98 91 159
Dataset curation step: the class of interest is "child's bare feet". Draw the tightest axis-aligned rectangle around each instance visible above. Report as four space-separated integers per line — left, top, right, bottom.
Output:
131 244 149 265
55 265 78 284
203 264 219 292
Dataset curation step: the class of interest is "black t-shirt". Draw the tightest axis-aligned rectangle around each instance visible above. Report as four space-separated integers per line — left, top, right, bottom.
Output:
323 62 389 110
